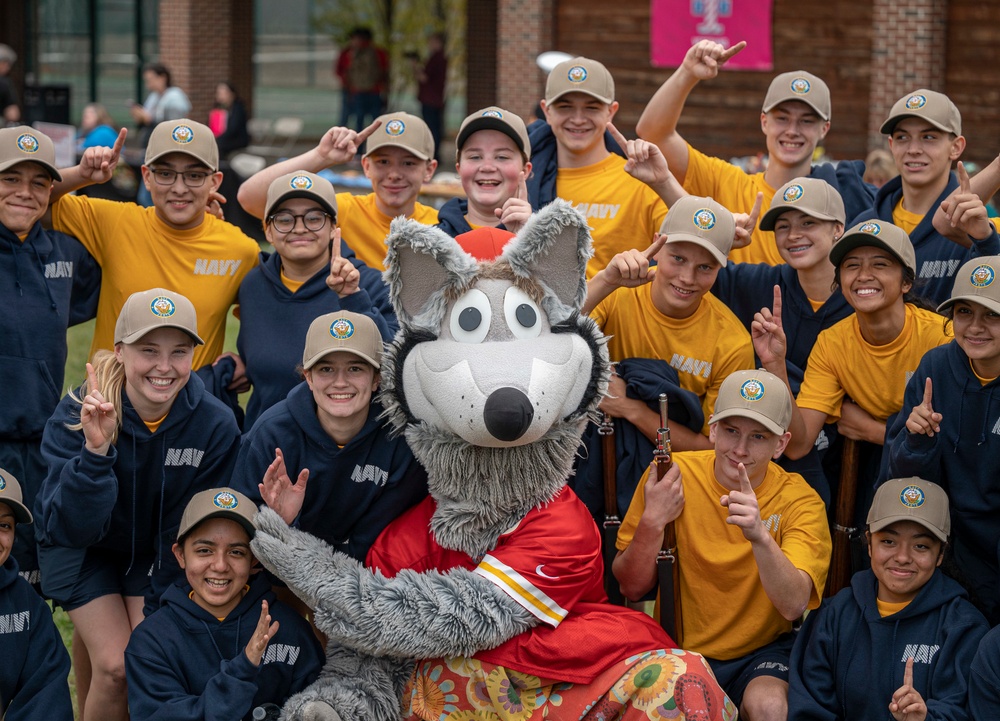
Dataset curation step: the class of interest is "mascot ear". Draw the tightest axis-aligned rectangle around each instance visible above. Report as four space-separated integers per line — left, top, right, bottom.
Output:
500 200 592 321
384 218 480 330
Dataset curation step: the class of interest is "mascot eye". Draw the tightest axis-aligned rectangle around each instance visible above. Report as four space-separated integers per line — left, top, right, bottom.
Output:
450 288 492 343
503 287 541 340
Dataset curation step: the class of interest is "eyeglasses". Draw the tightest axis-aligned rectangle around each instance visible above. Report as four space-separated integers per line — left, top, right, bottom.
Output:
148 168 212 187
267 210 331 233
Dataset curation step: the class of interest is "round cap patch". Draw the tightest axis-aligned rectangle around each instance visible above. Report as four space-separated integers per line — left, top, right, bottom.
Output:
859 221 882 235
782 184 804 203
16 133 39 154
213 491 238 510
740 378 765 402
567 65 588 83
0 476 6 491
790 78 811 95
971 264 995 288
330 317 355 339
290 174 313 190
385 119 406 136
171 125 194 144
482 109 503 118
905 94 927 111
899 485 925 508
150 296 176 318
693 208 717 231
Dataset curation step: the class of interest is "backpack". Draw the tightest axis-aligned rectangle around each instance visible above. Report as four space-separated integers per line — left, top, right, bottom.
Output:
348 45 382 92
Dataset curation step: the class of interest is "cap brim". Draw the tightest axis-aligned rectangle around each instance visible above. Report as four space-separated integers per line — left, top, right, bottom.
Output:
265 190 337 221
302 346 381 370
119 324 205 346
829 235 911 273
0 498 33 525
0 157 62 182
759 204 841 232
937 294 1000 316
711 407 785 435
456 118 525 153
869 515 948 543
664 235 728 267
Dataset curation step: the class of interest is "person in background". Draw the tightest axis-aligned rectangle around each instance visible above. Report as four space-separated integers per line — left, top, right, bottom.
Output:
77 103 118 152
863 148 898 188
334 27 388 133
0 44 20 124
129 63 191 207
413 32 447 162
211 81 250 159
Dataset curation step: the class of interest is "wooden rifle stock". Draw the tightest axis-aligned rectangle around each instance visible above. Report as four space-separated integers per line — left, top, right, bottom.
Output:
825 438 860 597
599 411 624 605
654 393 682 645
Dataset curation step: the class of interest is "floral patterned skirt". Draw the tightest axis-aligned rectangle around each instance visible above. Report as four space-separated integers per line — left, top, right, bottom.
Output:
401 649 737 721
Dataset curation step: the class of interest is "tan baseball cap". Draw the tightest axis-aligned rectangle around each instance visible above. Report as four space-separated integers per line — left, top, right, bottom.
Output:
829 219 916 275
0 469 33 525
712 369 792 435
762 71 831 121
177 488 257 541
759 177 846 231
938 256 1000 315
114 288 204 346
302 311 383 370
264 171 338 220
0 126 61 180
144 119 220 171
544 56 615 105
659 195 735 267
868 478 950 543
456 107 531 158
881 89 962 136
364 112 434 161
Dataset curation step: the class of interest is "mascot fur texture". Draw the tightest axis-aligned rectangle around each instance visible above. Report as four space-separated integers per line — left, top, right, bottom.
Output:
252 201 735 721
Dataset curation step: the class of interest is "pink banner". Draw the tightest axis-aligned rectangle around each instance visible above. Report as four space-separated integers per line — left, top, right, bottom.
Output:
651 0 773 71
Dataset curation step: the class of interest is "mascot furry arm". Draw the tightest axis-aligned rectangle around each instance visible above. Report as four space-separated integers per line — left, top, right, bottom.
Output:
252 200 611 721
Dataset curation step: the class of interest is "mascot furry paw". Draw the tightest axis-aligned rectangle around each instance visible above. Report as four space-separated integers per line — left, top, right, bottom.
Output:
252 201 736 720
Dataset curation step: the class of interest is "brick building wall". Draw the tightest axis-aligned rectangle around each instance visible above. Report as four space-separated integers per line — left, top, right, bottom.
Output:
495 0 555 118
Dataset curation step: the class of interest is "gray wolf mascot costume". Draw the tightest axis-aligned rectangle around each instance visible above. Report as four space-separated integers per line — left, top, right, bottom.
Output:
252 201 736 720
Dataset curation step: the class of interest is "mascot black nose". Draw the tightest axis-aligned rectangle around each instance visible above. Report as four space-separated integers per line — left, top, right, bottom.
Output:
484 388 534 442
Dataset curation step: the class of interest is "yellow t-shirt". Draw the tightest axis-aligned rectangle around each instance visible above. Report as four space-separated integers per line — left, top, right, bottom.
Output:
591 284 754 434
51 194 260 369
892 199 923 235
555 154 668 279
877 597 911 618
336 192 438 271
796 304 951 422
683 145 781 266
616 450 830 660
279 268 305 293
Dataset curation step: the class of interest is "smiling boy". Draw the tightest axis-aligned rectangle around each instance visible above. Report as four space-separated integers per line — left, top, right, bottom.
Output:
613 369 830 721
46 120 260 369
125 488 323 721
635 41 874 267
789 477 988 720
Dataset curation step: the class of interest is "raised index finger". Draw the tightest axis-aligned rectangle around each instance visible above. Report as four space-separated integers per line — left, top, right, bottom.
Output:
958 161 971 194
517 172 528 201
331 227 342 259
86 362 99 393
111 127 127 157
903 656 914 687
357 119 382 143
747 191 763 229
644 233 667 260
606 122 629 153
772 284 783 324
738 462 753 494
922 377 933 409
719 41 748 62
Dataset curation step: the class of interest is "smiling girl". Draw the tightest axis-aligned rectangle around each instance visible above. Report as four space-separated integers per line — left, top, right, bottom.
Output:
35 288 241 721
887 254 1000 624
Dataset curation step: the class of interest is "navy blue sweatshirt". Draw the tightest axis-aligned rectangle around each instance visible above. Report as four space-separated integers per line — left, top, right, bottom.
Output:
0 556 73 721
236 248 397 429
712 262 852 395
125 573 323 721
788 568 988 721
37 374 241 601
0 221 100 439
886 340 1000 623
969 626 1000 719
232 382 427 562
850 172 1000 305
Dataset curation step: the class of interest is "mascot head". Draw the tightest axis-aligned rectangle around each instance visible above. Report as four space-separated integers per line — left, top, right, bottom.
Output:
380 201 609 553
